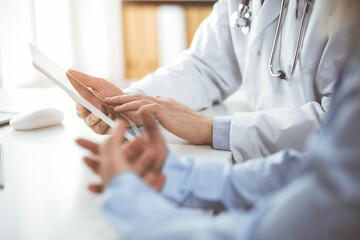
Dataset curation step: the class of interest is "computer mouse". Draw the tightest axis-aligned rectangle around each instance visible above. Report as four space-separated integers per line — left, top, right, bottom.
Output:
10 108 64 131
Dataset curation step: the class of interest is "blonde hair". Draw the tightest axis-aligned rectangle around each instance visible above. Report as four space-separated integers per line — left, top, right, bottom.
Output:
332 0 360 53
335 0 360 36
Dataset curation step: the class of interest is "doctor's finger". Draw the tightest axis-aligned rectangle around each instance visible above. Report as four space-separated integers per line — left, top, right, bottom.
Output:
85 112 101 127
105 94 160 105
91 120 110 135
113 100 155 113
83 156 100 174
67 69 105 90
76 102 90 119
76 138 99 155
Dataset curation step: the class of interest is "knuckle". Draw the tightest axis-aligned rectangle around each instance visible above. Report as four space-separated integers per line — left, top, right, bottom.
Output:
133 94 142 99
90 113 100 122
155 95 164 100
86 116 96 127
77 111 86 119
96 122 109 135
76 105 88 118
140 99 150 105
139 106 150 114
75 101 83 109
152 103 161 111
158 97 174 105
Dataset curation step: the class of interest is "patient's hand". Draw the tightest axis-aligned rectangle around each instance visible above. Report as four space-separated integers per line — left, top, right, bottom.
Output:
106 94 214 144
67 69 138 134
76 110 168 193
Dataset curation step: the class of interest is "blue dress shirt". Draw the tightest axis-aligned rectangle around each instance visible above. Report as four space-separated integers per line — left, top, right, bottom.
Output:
101 51 360 239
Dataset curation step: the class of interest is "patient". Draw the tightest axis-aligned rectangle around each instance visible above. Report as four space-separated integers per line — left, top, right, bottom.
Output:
77 1 360 239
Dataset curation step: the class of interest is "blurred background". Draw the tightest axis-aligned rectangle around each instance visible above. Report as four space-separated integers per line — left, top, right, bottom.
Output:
0 0 215 89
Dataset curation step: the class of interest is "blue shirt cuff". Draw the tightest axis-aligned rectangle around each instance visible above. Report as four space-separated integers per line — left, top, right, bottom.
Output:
102 172 147 208
160 152 189 203
212 116 232 150
123 88 146 95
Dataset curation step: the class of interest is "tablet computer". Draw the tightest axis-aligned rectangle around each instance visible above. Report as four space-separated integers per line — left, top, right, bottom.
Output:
29 43 138 140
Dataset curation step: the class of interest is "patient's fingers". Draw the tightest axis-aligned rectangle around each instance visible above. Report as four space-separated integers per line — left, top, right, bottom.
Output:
122 137 145 161
152 174 166 192
88 184 103 194
76 139 99 155
83 156 100 174
133 150 153 176
111 123 126 145
142 171 166 192
141 109 163 141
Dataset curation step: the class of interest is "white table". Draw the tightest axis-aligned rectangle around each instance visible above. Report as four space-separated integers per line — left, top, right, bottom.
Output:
0 88 249 240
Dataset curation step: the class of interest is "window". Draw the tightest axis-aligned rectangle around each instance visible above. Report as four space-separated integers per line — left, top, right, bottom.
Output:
0 0 124 88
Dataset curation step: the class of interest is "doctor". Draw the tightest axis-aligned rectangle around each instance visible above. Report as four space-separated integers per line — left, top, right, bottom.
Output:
76 0 360 231
70 0 347 162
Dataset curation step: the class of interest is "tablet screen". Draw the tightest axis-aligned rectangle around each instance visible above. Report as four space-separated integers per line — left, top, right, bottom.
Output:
29 43 137 140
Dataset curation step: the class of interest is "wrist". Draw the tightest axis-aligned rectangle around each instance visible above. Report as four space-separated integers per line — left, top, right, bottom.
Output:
104 166 132 187
199 116 214 144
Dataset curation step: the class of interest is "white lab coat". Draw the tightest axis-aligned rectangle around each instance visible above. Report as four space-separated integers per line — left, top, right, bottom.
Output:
127 0 348 162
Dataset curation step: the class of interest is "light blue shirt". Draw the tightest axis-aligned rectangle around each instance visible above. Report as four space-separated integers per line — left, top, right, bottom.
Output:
101 51 360 239
212 116 232 150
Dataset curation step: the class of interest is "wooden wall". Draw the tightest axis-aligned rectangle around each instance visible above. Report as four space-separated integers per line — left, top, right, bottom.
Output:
122 0 215 79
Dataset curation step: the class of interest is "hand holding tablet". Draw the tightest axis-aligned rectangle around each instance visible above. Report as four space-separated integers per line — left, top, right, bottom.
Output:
29 43 140 140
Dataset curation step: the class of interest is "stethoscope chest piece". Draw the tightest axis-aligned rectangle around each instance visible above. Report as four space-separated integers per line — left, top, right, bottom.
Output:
231 0 252 35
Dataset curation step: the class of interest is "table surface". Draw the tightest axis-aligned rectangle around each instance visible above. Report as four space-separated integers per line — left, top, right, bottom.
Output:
0 88 249 240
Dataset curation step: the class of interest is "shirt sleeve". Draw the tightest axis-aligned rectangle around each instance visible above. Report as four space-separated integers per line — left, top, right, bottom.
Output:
125 0 241 111
102 172 261 240
212 116 232 150
160 150 306 210
229 102 326 162
123 88 145 95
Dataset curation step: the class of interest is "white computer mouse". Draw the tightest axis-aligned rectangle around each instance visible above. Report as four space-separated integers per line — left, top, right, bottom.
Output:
10 108 64 131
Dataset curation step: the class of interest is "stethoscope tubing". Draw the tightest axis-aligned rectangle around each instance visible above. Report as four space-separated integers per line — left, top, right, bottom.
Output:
269 0 313 80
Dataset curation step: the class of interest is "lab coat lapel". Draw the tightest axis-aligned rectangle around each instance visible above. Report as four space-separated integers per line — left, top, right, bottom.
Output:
249 0 281 46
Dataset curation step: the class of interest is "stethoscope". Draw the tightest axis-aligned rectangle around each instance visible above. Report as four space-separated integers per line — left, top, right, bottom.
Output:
231 0 314 80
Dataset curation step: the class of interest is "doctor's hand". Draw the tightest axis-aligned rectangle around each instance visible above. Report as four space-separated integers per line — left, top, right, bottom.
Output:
105 94 214 144
76 110 168 194
67 69 138 135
